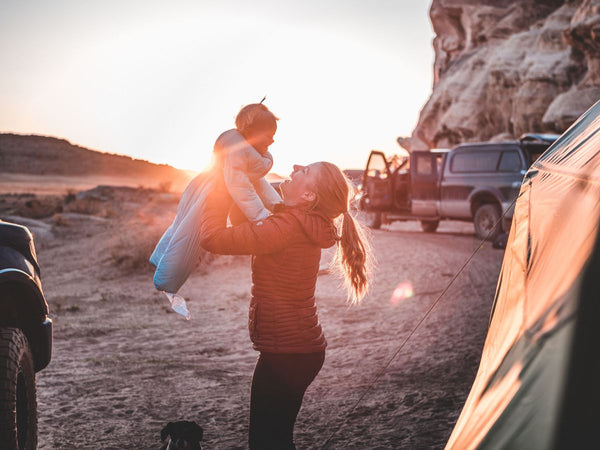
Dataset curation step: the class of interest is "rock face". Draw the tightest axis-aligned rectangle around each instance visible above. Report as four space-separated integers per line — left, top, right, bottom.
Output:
410 0 600 150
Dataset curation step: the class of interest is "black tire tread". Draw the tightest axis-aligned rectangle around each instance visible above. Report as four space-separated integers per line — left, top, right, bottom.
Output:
421 220 440 233
0 327 37 450
367 211 382 229
474 203 502 241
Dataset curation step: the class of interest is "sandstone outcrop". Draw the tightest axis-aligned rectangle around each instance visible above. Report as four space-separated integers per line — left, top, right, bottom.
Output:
409 0 600 150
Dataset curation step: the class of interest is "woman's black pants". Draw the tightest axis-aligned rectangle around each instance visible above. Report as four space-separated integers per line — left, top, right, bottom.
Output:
249 351 325 450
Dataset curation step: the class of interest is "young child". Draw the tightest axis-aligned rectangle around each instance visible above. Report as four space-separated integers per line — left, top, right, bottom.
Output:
149 102 282 318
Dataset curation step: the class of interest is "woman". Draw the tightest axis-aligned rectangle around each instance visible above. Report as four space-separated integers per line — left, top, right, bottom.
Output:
200 161 372 449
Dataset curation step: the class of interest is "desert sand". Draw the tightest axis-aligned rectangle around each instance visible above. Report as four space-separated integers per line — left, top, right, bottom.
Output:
1 185 503 449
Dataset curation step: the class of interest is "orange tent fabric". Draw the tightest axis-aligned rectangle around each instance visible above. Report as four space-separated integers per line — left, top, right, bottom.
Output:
446 100 600 449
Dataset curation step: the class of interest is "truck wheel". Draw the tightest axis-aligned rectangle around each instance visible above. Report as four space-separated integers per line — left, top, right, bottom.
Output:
420 220 439 233
362 211 382 229
474 204 502 241
0 328 37 450
502 216 512 234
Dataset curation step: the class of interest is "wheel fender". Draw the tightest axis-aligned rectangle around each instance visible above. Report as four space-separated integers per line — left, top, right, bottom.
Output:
468 188 503 217
0 270 52 372
0 269 48 316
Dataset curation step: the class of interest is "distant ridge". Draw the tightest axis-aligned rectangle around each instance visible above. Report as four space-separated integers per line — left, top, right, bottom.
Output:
0 134 189 182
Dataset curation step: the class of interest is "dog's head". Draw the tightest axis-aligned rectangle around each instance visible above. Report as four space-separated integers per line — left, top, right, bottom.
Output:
160 421 204 450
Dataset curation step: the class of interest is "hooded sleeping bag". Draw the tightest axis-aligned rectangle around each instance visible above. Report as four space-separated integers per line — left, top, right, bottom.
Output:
149 129 282 293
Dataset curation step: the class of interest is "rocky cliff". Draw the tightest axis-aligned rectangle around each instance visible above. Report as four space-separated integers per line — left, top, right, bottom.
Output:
409 0 600 150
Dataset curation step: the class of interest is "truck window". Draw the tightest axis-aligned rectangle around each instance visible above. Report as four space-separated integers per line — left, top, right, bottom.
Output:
522 143 548 166
451 151 500 173
367 153 388 178
416 156 433 175
388 154 409 173
498 151 522 172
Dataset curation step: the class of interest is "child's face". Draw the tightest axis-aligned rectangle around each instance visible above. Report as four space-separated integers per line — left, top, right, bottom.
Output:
246 123 277 153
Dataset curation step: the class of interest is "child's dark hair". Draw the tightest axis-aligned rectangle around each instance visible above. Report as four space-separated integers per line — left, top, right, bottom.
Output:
235 103 278 134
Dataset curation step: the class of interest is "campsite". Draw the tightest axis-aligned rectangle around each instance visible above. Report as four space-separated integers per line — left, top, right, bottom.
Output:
5 188 502 448
2 107 600 447
2 0 600 448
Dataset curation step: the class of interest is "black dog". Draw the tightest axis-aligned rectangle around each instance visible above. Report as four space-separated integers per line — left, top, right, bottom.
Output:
160 421 203 450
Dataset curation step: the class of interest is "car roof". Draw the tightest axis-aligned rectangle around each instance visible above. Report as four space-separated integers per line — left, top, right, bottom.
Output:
451 141 521 151
519 133 560 143
450 134 559 152
411 148 450 154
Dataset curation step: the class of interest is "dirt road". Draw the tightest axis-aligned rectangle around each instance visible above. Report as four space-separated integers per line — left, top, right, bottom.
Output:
32 213 502 449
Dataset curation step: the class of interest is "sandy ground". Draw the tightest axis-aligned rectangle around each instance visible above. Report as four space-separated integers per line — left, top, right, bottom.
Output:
2 188 504 449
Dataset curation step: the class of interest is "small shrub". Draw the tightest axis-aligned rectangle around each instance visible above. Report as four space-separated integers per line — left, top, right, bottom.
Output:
108 222 164 274
16 195 63 219
64 189 77 204
64 197 102 215
158 180 173 193
53 213 70 226
99 206 119 218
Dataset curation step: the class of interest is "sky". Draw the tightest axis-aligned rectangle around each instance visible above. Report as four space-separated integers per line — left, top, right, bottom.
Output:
0 0 435 175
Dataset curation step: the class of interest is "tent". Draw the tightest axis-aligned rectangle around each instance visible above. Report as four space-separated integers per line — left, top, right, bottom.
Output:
446 100 600 449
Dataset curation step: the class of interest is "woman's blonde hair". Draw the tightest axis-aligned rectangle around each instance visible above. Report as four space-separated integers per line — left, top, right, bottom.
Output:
311 162 373 304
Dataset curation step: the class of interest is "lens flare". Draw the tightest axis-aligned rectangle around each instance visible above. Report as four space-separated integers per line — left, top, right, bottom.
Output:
390 281 414 304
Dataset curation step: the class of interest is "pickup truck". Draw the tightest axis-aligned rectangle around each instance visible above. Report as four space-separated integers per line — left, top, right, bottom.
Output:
358 134 558 240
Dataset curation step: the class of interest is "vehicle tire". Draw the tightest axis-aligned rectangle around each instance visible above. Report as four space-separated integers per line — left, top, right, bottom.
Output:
420 220 439 233
365 211 382 229
0 328 37 450
502 216 513 234
474 204 502 241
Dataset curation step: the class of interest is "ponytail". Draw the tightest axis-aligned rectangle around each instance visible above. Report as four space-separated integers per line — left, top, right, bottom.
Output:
332 211 372 304
312 162 373 304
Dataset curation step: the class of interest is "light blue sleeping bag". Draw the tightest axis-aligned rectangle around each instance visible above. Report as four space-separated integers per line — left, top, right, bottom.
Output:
149 129 282 293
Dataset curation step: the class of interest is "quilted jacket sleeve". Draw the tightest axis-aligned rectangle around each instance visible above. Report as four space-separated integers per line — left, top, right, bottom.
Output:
200 213 299 255
253 177 282 211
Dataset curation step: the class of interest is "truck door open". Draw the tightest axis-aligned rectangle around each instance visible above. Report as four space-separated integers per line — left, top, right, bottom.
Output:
363 151 393 210
410 151 440 217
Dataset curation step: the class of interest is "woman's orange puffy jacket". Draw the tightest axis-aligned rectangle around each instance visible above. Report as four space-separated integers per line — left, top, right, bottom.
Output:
201 206 337 353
